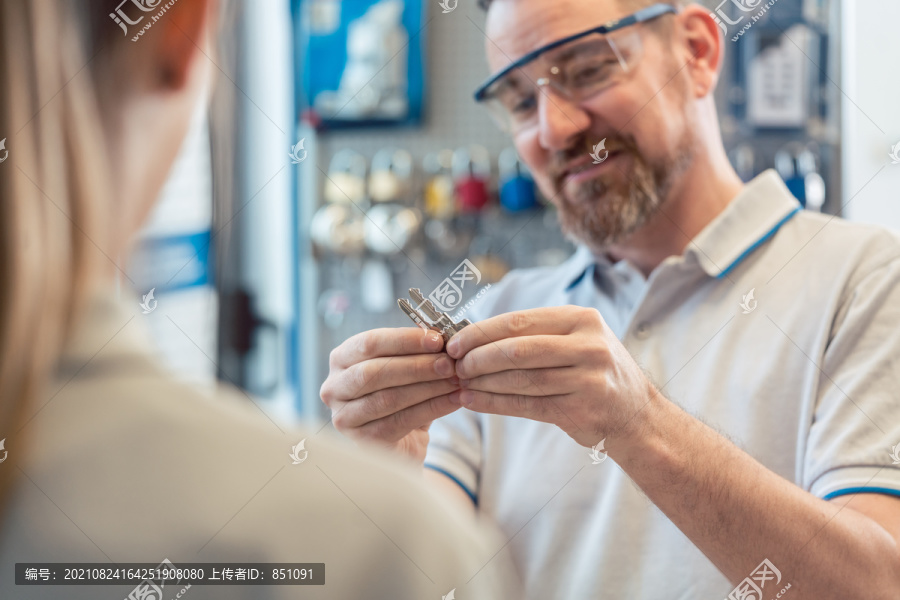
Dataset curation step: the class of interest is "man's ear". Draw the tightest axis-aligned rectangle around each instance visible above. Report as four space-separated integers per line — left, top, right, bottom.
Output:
152 0 214 90
676 5 723 98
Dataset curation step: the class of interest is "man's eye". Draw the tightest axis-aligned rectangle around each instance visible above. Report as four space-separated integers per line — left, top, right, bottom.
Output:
570 60 618 87
499 91 537 116
510 94 538 115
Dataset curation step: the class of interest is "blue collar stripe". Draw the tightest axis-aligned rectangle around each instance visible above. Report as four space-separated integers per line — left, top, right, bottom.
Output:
716 207 801 280
565 264 593 292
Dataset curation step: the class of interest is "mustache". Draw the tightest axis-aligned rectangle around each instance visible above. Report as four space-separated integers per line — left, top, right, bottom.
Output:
548 134 638 182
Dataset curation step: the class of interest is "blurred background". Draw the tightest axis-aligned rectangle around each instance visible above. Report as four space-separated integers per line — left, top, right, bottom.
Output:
125 0 900 428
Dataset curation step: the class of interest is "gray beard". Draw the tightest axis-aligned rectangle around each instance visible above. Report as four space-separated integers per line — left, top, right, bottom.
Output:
555 138 695 252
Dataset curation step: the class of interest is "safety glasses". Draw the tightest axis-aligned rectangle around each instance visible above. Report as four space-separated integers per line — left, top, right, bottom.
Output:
474 3 678 133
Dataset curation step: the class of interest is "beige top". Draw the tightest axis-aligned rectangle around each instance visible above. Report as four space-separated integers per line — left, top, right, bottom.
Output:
0 290 519 599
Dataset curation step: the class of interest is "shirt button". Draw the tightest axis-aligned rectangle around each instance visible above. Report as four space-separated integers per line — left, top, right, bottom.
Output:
635 322 651 339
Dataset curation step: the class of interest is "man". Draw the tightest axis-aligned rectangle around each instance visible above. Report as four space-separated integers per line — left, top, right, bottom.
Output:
321 1 900 598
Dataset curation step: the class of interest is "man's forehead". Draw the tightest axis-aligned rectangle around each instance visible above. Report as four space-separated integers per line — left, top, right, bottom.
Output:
483 0 628 71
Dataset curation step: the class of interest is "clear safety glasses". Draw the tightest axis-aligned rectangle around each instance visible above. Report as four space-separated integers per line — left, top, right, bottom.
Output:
474 3 677 134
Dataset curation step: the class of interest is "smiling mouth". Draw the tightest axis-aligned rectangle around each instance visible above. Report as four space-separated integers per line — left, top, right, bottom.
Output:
561 151 624 186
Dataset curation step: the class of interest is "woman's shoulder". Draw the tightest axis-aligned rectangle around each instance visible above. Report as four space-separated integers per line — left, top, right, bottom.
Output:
4 333 516 598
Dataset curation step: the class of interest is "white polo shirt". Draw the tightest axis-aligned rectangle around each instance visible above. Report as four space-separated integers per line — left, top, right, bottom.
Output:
425 170 900 600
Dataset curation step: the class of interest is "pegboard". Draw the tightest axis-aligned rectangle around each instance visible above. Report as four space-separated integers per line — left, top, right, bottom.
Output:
314 2 512 163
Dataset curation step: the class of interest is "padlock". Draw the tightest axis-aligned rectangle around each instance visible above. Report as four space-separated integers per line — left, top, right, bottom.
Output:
728 144 756 182
324 150 368 204
468 235 510 283
363 204 422 255
453 145 492 214
775 143 820 209
317 289 351 330
498 147 537 212
369 148 413 203
423 150 456 220
310 203 366 255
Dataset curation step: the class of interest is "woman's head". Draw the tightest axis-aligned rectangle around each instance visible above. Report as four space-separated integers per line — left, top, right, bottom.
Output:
0 0 215 513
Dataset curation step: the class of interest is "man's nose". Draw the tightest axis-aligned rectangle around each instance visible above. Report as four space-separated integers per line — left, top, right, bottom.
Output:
537 88 591 151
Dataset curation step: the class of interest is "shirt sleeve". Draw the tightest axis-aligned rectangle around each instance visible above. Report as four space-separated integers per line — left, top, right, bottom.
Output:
423 278 513 504
425 408 483 505
805 249 900 500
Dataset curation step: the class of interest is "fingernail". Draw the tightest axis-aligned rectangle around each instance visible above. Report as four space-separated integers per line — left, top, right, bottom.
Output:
425 331 443 350
446 337 459 356
449 376 460 386
455 362 466 379
435 356 454 376
448 390 462 405
459 390 475 406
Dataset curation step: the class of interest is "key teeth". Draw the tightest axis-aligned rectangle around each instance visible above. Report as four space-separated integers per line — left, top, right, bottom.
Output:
408 288 428 308
398 289 471 340
408 288 443 321
398 297 435 333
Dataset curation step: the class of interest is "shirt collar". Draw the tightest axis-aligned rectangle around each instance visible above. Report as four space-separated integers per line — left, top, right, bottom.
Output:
55 286 155 377
564 169 801 289
687 169 801 279
563 246 602 291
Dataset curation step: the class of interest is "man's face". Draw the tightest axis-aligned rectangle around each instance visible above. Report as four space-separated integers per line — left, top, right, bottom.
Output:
484 0 698 252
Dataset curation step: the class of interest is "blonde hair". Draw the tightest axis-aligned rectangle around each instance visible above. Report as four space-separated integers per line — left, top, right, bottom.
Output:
0 0 114 518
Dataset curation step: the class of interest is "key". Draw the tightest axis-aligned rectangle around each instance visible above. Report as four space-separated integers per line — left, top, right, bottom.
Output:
408 288 473 338
397 288 472 343
408 288 455 333
397 298 444 337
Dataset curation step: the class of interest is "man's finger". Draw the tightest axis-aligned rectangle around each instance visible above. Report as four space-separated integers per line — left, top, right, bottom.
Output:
451 389 569 425
353 394 462 444
332 379 461 430
331 327 444 369
461 367 575 397
455 335 575 379
334 353 456 399
446 307 587 358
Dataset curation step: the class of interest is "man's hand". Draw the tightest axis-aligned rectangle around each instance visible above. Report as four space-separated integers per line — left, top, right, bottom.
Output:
446 306 656 449
320 328 462 464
